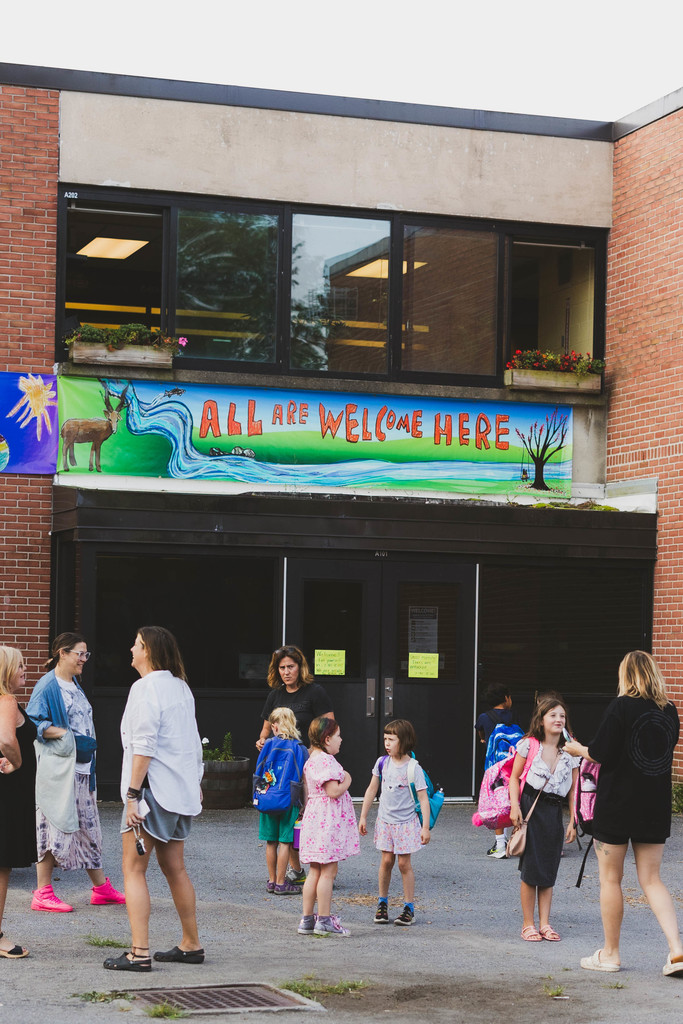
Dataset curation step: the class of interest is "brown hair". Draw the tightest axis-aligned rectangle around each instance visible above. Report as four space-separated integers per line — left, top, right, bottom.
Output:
527 695 570 746
0 645 24 697
383 718 416 757
267 645 314 689
618 650 670 709
308 716 339 751
136 626 187 681
43 632 86 672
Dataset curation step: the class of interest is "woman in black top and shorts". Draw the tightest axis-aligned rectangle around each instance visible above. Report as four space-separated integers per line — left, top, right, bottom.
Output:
565 651 683 976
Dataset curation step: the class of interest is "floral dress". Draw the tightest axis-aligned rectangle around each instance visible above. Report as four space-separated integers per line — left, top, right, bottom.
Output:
299 752 360 865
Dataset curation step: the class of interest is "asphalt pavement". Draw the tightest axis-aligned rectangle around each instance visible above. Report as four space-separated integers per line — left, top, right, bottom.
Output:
1 802 683 1022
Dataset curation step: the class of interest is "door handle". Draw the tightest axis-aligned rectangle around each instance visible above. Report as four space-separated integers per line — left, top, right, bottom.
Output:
383 677 394 718
366 677 376 718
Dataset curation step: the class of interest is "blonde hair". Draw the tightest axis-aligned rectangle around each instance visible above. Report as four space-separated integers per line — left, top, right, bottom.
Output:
0 645 24 697
618 650 670 709
268 707 301 740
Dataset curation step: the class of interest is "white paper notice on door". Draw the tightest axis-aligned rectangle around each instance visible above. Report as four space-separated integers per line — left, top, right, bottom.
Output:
409 606 438 651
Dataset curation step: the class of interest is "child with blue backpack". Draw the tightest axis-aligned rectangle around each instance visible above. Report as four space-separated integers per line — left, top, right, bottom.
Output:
254 708 308 895
358 718 430 927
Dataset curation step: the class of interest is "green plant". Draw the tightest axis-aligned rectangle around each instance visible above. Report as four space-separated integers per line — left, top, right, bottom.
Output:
543 983 566 997
280 976 367 1000
202 732 235 761
74 991 132 1003
607 980 626 989
506 348 605 378
83 933 129 948
672 783 683 814
64 322 188 357
144 1002 187 1019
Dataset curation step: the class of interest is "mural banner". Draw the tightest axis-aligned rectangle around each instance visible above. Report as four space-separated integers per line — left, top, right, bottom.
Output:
0 372 58 474
57 377 573 496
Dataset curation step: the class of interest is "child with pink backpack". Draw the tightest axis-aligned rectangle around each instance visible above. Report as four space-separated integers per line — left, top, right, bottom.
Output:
508 695 579 941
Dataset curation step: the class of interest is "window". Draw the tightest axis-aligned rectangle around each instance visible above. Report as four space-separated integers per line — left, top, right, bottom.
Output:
175 208 279 363
402 225 498 375
64 200 163 335
510 240 596 356
291 213 391 374
59 189 605 383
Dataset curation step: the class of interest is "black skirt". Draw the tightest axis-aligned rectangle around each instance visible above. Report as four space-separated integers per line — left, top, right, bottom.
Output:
518 785 563 888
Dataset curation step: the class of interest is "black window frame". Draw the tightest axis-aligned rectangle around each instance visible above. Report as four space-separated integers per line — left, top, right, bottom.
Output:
57 184 607 385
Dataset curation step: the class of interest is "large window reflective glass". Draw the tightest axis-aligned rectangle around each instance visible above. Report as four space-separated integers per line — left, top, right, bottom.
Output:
291 214 390 373
65 201 163 334
402 225 498 375
176 209 279 362
510 241 595 356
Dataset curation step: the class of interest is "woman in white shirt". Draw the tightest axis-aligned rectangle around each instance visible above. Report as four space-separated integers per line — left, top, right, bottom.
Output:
104 626 204 973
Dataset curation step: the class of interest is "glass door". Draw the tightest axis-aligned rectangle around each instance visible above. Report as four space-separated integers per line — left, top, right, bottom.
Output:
286 558 476 796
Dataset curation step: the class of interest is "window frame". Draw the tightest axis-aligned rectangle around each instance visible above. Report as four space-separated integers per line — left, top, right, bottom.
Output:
57 185 607 385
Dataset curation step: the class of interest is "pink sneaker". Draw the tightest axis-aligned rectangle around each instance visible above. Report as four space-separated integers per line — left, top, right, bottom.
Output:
31 884 73 913
91 878 126 905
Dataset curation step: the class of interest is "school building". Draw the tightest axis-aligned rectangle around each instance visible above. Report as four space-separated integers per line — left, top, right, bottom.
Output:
0 62 680 797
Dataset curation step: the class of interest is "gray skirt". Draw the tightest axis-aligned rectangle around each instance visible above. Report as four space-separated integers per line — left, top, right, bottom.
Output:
120 786 192 844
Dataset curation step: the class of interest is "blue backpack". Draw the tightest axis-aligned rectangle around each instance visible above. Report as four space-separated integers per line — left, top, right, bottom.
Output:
252 738 308 815
379 753 444 829
484 722 524 771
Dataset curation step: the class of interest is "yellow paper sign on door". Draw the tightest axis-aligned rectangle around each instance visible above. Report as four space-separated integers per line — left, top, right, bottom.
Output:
314 649 346 676
408 652 439 678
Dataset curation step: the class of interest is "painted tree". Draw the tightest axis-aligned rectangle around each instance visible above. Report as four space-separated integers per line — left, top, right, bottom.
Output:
516 407 569 491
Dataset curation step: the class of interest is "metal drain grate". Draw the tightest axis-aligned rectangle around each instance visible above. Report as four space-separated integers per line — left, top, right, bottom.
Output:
131 983 322 1014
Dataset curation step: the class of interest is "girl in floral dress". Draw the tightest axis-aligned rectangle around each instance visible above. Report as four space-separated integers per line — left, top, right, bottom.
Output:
297 717 359 936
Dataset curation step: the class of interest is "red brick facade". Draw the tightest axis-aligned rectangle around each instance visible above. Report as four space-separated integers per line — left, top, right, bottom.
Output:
0 85 59 697
605 108 683 775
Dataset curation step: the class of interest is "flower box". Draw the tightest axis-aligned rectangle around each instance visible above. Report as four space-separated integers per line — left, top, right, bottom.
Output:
70 339 173 368
504 368 602 393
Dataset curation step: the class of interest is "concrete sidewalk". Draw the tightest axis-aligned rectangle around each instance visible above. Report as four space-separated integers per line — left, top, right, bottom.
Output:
2 802 683 1022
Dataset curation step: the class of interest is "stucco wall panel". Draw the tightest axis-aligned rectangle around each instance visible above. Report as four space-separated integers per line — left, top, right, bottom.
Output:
59 92 612 226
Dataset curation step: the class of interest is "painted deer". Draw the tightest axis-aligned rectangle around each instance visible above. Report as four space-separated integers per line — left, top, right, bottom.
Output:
60 384 130 472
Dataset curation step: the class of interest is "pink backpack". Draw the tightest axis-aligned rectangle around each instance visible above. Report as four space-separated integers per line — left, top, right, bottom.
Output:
472 736 540 830
573 758 601 887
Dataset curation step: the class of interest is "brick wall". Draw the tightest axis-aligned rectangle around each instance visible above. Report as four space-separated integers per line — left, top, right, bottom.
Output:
0 85 59 697
605 107 683 775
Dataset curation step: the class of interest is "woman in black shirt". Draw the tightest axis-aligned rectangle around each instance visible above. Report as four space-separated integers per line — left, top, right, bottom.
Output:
565 651 683 976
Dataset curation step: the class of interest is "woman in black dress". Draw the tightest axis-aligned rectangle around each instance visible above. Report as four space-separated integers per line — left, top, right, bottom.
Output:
0 645 37 958
565 651 683 976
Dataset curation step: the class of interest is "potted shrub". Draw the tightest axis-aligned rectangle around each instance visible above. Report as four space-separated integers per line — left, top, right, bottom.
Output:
504 349 605 392
201 732 251 810
64 323 188 368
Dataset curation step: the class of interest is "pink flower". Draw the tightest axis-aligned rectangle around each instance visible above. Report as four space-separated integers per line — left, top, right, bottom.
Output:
178 337 188 347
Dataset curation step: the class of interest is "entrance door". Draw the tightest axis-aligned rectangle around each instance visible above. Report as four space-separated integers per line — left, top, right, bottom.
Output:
286 558 477 797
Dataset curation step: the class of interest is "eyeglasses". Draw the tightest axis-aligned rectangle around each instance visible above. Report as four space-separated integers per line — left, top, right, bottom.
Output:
69 650 91 661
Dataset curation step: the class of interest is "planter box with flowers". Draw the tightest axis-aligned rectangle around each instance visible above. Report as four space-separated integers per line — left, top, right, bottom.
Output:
504 350 605 393
64 323 188 368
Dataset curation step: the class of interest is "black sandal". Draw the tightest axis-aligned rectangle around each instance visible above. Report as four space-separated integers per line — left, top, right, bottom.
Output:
0 931 28 959
103 948 152 972
153 945 205 964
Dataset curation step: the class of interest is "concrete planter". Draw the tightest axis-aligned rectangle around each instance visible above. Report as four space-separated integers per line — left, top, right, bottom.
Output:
201 757 252 810
70 340 173 368
504 368 602 393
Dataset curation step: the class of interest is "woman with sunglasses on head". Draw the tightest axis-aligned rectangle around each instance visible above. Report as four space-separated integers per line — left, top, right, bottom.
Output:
256 645 334 888
104 626 204 973
26 632 125 913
